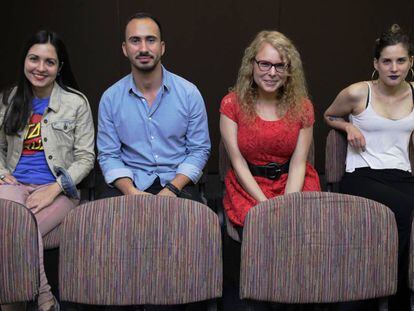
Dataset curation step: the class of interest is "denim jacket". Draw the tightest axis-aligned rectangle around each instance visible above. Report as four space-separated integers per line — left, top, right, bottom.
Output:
0 83 95 190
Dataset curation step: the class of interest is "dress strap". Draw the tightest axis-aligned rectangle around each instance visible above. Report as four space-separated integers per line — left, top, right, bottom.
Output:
365 82 371 109
409 82 414 103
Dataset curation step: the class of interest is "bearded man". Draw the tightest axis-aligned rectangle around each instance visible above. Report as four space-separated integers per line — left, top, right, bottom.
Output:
97 12 210 201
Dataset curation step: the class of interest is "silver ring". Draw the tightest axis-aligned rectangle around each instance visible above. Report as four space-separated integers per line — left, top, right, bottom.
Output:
0 175 5 181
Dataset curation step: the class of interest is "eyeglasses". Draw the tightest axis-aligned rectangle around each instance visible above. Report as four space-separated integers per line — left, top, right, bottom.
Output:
254 59 288 73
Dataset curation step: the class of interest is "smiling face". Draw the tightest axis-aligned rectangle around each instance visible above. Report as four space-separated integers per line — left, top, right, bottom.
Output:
253 42 288 98
24 43 59 98
374 43 413 87
122 17 165 73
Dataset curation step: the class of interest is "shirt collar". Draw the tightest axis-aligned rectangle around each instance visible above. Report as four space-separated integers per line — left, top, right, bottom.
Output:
128 65 171 98
47 82 61 112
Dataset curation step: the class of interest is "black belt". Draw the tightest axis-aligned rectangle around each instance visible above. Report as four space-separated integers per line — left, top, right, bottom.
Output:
248 161 290 180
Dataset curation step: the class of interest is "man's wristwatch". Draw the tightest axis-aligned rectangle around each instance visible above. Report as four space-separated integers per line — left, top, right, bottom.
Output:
165 182 181 196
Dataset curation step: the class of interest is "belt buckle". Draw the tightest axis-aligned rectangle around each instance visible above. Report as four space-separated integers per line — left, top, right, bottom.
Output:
266 162 281 180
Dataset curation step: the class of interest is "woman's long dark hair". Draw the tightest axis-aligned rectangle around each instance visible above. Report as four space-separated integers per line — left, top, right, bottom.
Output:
2 30 79 135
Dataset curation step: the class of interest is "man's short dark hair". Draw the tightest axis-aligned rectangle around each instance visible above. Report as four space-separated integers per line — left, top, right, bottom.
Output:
125 12 163 40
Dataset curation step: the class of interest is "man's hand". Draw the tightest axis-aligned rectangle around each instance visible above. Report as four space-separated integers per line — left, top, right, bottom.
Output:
114 177 151 196
124 187 152 196
27 183 62 214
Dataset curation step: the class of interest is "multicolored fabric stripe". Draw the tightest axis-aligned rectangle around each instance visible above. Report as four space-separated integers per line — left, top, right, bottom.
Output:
325 129 347 184
0 199 39 303
59 195 222 305
240 192 398 303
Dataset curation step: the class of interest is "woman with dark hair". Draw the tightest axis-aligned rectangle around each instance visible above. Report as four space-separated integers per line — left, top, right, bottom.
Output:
220 30 320 232
0 30 94 311
325 24 414 310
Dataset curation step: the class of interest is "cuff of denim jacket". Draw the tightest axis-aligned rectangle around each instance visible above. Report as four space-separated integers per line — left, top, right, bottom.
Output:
56 176 79 199
105 168 135 186
176 163 203 183
55 167 80 200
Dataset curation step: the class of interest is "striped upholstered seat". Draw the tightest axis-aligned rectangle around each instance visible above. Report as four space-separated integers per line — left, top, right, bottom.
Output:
325 129 348 192
0 199 39 304
59 195 222 306
218 138 316 242
240 192 398 304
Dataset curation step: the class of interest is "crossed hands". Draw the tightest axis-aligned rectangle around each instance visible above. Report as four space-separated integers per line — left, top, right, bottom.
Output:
27 183 62 214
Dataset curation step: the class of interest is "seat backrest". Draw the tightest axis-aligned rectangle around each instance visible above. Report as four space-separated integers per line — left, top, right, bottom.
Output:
308 137 315 167
240 192 398 303
325 129 347 188
0 199 39 304
59 195 222 305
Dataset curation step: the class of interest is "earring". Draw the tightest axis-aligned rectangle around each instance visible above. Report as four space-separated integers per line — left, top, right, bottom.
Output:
371 69 378 81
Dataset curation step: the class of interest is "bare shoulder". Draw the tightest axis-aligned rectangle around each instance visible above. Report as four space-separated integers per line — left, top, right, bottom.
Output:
326 81 368 117
340 82 369 103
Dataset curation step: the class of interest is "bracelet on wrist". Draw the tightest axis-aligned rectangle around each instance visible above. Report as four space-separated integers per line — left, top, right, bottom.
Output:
165 182 181 196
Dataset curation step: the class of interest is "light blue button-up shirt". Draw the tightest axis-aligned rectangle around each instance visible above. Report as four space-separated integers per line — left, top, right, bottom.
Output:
97 67 211 191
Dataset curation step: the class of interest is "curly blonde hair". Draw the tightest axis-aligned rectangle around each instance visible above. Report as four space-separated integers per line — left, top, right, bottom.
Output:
234 30 308 121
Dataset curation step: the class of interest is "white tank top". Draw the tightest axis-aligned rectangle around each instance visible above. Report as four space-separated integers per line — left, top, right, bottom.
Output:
346 82 414 173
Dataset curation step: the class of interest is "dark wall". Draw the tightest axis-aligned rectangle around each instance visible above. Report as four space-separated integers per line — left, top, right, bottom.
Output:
1 0 414 174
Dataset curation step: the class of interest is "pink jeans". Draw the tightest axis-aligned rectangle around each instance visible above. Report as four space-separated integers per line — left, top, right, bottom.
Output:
0 183 78 305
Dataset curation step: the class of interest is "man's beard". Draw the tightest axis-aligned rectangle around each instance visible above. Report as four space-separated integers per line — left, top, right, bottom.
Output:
134 53 160 72
135 62 158 72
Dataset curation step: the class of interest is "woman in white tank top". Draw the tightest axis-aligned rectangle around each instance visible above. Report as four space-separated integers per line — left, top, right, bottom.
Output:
324 24 414 311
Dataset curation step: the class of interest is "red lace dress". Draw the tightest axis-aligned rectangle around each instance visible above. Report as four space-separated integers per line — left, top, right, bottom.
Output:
220 92 321 227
